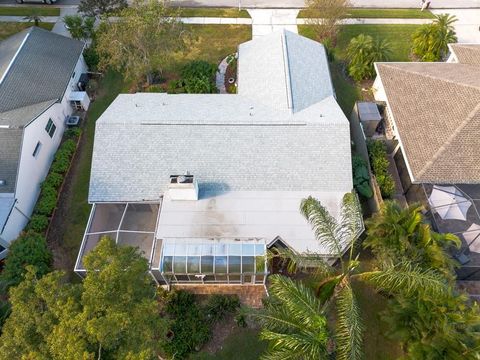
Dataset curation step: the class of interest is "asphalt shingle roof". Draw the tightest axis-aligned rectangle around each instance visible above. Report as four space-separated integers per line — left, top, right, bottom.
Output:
0 27 84 126
449 43 480 67
89 30 352 202
376 62 480 183
0 128 23 193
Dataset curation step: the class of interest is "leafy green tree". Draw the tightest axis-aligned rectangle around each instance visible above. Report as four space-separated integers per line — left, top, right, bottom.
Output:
412 14 457 61
364 201 460 280
384 289 480 359
256 275 331 359
262 193 448 360
78 0 127 16
0 237 166 359
0 231 51 288
63 15 95 41
346 34 391 81
96 0 189 85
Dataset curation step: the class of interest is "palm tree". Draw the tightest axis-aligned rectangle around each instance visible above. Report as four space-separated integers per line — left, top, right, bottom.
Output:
260 193 448 360
256 275 331 359
346 34 391 81
364 201 461 280
23 10 43 27
412 14 457 61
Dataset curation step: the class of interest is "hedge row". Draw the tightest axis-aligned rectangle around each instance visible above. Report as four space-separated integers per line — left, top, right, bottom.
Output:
366 140 396 199
26 128 81 233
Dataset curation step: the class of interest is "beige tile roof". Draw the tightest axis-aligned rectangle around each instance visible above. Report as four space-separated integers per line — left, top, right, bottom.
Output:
376 62 480 184
450 44 480 66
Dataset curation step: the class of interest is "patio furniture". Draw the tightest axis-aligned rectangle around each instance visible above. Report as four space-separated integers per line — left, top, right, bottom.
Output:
463 223 480 253
428 185 472 221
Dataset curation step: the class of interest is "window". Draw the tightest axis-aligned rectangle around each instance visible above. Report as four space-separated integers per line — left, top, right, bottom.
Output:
45 119 56 138
32 142 42 157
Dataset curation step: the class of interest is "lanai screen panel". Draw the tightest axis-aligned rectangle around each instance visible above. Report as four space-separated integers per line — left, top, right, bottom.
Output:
157 238 267 284
75 202 160 272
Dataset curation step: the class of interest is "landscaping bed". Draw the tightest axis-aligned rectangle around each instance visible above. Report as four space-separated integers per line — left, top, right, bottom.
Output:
298 8 434 19
0 22 53 40
0 6 60 16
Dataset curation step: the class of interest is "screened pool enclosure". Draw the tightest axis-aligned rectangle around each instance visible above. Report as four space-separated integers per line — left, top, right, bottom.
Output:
151 238 268 285
75 202 268 285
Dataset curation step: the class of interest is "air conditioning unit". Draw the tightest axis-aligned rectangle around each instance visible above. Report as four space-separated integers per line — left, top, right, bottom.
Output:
65 115 81 127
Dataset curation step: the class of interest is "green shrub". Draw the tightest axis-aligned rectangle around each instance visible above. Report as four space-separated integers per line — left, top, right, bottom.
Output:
366 140 396 199
83 45 99 69
51 140 76 174
42 172 63 190
205 294 240 323
35 192 57 216
64 127 82 140
352 155 373 198
26 214 49 233
164 290 211 359
180 60 217 94
0 231 52 287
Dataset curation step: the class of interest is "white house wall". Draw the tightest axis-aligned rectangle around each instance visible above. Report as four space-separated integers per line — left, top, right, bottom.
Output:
0 54 87 244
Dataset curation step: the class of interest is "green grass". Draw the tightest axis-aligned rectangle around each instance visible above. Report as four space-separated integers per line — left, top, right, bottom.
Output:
0 6 60 16
175 7 250 18
179 24 251 67
191 328 267 360
0 22 53 40
298 8 434 19
58 71 127 276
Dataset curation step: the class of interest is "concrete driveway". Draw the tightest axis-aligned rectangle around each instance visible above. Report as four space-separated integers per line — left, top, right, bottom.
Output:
431 9 480 43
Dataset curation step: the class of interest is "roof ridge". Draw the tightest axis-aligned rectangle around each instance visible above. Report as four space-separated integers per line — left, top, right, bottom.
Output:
379 62 480 91
0 30 30 85
416 101 480 178
280 30 294 113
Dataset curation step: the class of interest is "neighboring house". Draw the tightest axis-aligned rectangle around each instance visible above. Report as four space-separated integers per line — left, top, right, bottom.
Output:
373 44 480 191
75 30 359 286
0 27 88 258
373 44 480 279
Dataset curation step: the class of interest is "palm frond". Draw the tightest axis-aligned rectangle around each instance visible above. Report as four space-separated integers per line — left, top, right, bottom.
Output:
260 330 328 359
336 283 364 360
357 262 448 298
266 247 334 278
337 192 364 255
267 275 324 326
300 196 343 257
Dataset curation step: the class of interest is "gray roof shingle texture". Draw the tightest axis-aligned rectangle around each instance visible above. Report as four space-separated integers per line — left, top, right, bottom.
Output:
89 30 353 202
0 128 23 193
0 27 84 126
376 62 480 183
0 27 84 194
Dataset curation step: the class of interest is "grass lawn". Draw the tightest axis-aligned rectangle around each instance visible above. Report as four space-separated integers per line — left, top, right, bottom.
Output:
191 328 267 360
298 8 434 19
0 22 53 40
175 7 250 18
0 6 60 16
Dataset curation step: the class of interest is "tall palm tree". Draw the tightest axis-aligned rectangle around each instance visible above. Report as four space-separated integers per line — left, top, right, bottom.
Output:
432 13 458 59
412 14 457 61
260 193 448 360
346 34 391 81
364 201 460 280
23 10 43 27
256 275 331 359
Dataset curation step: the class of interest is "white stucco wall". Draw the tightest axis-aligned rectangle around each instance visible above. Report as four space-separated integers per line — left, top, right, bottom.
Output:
0 54 87 247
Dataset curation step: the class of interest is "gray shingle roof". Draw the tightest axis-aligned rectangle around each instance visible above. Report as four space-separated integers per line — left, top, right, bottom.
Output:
0 128 23 193
89 31 352 203
375 62 480 183
238 30 335 113
0 27 84 126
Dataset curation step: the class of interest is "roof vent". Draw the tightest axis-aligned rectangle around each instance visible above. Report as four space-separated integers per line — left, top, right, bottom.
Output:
168 174 198 201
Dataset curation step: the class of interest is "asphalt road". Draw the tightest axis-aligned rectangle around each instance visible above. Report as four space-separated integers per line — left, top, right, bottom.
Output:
1 0 479 8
